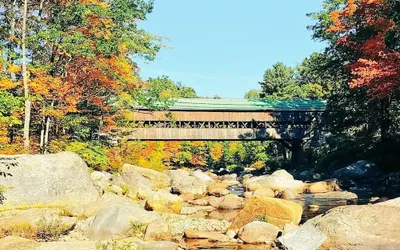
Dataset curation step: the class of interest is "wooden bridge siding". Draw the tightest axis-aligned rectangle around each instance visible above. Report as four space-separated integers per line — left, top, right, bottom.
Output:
131 110 275 122
123 128 308 141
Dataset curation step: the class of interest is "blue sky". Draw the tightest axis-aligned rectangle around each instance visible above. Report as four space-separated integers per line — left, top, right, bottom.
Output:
136 1 326 98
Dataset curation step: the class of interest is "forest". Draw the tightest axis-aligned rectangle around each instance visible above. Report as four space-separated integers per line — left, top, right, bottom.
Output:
0 0 400 175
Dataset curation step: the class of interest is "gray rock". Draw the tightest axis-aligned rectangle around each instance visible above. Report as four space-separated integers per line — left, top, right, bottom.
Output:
0 152 98 206
301 191 358 206
302 204 400 249
144 219 172 241
90 171 109 182
193 170 214 184
208 194 245 210
83 204 159 240
166 170 207 196
0 236 39 250
278 223 327 250
332 160 381 180
238 221 280 244
136 241 178 250
271 169 294 180
65 192 136 218
145 190 183 213
245 175 304 194
375 197 400 207
109 185 123 196
117 173 154 199
122 164 170 190
37 241 97 250
184 230 230 242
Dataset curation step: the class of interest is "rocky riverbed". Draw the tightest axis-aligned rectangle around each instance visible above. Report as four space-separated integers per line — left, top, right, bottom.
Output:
0 152 399 250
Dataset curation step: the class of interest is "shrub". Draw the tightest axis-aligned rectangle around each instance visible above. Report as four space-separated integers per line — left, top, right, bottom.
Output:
36 218 72 241
0 217 71 241
96 240 139 250
128 221 147 237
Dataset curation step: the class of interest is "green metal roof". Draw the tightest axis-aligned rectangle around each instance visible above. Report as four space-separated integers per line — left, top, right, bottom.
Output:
141 98 327 111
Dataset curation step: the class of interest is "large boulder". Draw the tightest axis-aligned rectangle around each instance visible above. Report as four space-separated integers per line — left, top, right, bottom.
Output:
271 169 294 180
305 179 341 194
167 170 207 197
300 204 400 249
277 223 327 250
332 160 381 181
301 191 358 207
145 190 183 214
0 152 98 206
0 236 39 250
122 164 170 190
136 241 179 250
65 192 136 218
184 230 230 242
238 221 280 244
83 204 159 240
253 188 275 198
245 175 304 194
144 219 172 241
376 197 400 207
192 170 214 184
0 208 77 233
37 241 97 250
208 194 245 210
229 196 303 231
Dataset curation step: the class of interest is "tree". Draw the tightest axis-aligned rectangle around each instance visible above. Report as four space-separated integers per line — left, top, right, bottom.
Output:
133 75 197 110
0 0 163 154
260 62 296 98
244 89 261 99
21 0 30 149
307 0 400 169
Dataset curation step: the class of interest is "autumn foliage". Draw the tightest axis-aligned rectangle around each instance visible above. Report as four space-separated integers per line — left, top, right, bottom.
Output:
328 0 400 98
0 0 160 157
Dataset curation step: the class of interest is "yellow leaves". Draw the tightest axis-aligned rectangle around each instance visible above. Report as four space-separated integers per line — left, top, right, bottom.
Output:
79 0 109 7
0 78 19 90
160 90 172 99
210 143 223 162
29 73 62 98
83 14 113 40
7 64 21 74
42 109 63 118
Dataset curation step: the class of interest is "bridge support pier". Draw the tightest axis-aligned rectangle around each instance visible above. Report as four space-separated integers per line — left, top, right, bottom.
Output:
291 139 304 168
281 139 304 168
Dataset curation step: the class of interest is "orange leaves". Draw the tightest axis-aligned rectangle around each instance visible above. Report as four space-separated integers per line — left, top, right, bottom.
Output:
346 0 357 16
327 10 344 32
349 52 400 97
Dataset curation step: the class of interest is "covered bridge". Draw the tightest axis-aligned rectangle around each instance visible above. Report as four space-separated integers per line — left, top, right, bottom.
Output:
116 98 326 142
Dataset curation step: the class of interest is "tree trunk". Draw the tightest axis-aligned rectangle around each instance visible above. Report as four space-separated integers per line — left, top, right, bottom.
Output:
22 0 31 149
40 117 45 152
43 101 54 153
44 116 51 153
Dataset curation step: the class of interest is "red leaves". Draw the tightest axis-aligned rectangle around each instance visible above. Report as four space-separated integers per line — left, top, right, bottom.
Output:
328 0 400 98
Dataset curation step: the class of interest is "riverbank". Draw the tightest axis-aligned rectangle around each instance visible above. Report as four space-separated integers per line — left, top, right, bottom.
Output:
0 152 399 250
